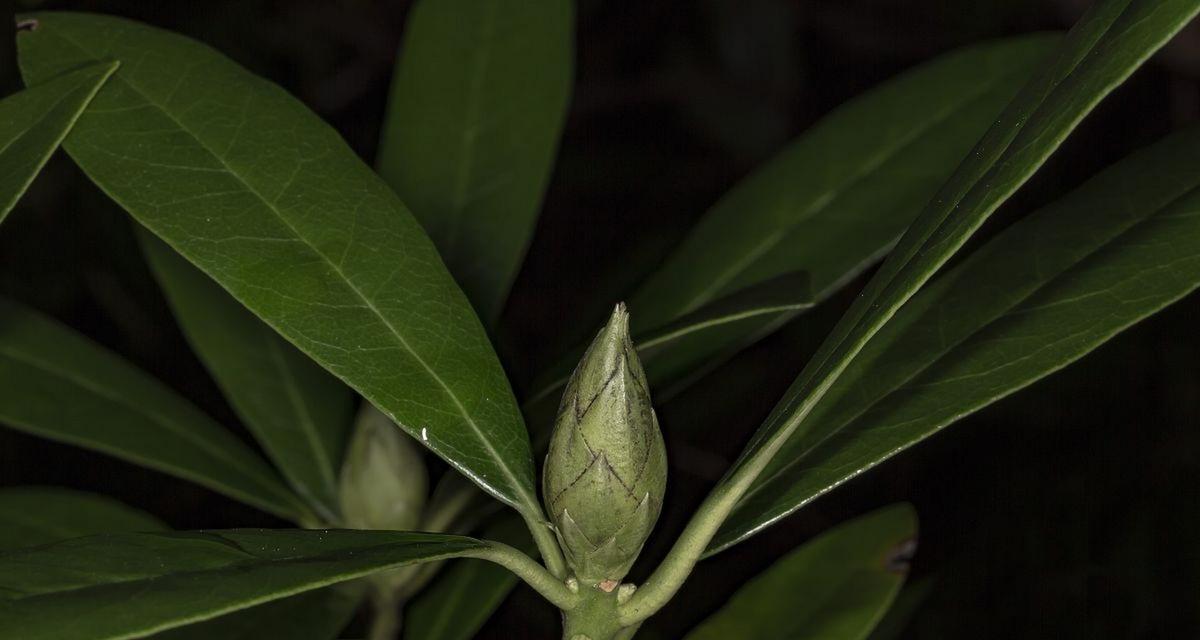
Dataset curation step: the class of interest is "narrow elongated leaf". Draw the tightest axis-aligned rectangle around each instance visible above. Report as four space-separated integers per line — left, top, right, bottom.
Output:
628 35 1055 332
405 517 533 640
0 487 165 550
710 125 1200 553
140 232 354 522
717 0 1200 526
377 0 572 322
0 297 309 520
525 271 813 411
0 529 483 640
150 586 363 640
686 504 916 640
0 60 116 225
16 12 540 516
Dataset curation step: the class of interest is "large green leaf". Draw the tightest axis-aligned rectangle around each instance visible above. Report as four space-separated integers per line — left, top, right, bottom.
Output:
0 297 309 520
0 529 483 640
0 60 116 225
16 12 540 517
139 232 354 522
0 487 165 551
715 0 1200 529
686 504 915 640
150 586 363 640
627 35 1055 333
710 124 1200 553
405 517 532 640
377 0 572 322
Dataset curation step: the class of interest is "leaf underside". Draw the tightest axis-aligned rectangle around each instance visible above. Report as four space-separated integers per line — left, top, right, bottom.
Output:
0 529 482 640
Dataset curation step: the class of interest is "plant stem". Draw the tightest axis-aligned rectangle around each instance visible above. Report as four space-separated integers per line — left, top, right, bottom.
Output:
523 511 570 579
469 539 580 611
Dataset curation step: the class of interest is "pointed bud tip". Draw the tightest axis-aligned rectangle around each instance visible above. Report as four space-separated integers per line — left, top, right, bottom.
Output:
609 301 629 330
602 302 631 345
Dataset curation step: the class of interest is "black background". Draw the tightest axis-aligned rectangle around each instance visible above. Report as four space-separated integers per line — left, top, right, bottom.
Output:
0 1 1197 638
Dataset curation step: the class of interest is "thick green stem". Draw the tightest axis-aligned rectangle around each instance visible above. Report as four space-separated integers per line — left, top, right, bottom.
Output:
524 511 570 579
561 585 624 640
469 539 580 611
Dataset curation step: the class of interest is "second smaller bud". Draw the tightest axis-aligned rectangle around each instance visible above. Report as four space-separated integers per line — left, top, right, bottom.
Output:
339 403 428 532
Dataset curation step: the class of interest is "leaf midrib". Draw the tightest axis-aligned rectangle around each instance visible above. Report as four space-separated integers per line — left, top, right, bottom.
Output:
48 27 535 514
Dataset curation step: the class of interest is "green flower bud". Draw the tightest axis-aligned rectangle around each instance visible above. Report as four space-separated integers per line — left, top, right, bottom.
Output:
543 303 667 585
339 404 428 531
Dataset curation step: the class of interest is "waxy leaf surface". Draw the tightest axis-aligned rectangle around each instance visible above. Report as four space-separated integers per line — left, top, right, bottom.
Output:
16 12 540 517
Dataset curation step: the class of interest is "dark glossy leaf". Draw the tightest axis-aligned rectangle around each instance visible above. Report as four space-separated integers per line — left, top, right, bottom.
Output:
140 232 354 522
0 487 165 551
711 124 1200 553
628 35 1055 332
715 0 1200 537
525 271 813 413
16 12 539 516
0 297 309 520
377 0 572 322
686 504 916 640
150 585 363 640
405 517 533 640
0 60 116 225
0 529 483 640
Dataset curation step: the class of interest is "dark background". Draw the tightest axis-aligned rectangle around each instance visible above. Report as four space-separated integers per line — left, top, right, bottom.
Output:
1 1 1198 638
